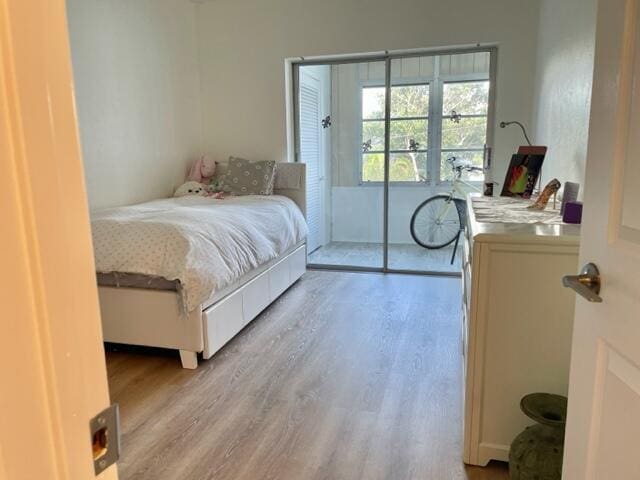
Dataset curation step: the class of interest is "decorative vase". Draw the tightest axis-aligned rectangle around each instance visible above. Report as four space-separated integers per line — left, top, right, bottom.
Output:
509 393 568 480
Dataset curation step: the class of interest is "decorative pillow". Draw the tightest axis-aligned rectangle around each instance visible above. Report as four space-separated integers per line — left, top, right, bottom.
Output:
220 157 276 195
208 175 225 193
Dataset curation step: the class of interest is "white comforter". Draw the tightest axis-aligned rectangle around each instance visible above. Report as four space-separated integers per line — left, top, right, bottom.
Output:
91 195 307 311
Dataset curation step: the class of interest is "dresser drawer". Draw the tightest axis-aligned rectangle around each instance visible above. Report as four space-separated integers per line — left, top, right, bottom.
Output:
461 261 471 366
462 296 469 362
463 261 472 310
463 232 472 269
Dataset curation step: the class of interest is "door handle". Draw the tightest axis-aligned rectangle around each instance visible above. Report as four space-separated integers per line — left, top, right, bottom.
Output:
562 263 602 303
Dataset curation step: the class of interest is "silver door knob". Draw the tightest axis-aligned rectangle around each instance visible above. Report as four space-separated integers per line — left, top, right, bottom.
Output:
562 263 602 303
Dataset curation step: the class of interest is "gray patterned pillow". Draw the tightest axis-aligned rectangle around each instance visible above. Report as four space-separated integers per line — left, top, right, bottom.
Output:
220 157 276 196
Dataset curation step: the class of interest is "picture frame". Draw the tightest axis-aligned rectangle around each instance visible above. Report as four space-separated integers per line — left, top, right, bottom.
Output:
501 146 547 199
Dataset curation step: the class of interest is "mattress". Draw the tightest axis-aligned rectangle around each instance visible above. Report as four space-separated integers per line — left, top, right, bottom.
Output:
91 195 307 311
95 241 305 296
96 272 179 291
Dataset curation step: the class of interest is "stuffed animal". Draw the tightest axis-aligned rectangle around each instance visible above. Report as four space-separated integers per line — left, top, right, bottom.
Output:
174 181 209 197
188 154 217 184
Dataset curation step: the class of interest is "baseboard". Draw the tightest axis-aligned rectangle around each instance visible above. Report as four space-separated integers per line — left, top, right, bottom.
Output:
478 442 509 465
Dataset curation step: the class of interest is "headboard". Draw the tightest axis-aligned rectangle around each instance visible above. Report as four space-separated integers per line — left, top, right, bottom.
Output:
273 163 306 217
214 161 306 217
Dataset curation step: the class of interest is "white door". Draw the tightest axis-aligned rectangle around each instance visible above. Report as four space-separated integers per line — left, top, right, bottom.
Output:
1 1 117 478
299 68 327 253
562 0 640 478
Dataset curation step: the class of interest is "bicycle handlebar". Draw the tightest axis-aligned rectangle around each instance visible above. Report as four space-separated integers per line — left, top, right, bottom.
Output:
446 156 484 174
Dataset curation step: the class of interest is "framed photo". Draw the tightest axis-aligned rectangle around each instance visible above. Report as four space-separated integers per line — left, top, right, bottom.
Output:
501 146 547 199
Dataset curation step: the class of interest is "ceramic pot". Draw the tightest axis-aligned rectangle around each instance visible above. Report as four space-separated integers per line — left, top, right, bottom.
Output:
509 393 567 480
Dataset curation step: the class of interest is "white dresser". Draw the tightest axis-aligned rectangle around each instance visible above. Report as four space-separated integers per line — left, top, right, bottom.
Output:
461 194 580 466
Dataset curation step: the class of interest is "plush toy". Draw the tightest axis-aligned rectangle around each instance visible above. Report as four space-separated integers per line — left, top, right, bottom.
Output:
188 154 217 184
174 181 209 197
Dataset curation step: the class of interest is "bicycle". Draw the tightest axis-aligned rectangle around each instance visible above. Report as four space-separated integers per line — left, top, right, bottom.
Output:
409 156 483 264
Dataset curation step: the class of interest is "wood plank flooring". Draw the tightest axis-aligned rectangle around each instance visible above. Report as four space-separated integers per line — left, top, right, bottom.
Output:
106 271 508 480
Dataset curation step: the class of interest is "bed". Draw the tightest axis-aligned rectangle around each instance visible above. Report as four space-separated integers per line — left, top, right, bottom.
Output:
93 163 307 369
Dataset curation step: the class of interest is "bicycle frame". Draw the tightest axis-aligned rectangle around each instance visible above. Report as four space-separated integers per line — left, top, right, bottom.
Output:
434 173 481 225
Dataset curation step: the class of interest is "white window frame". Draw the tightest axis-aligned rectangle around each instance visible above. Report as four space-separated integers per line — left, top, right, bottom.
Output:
437 75 491 183
359 80 431 185
358 71 491 186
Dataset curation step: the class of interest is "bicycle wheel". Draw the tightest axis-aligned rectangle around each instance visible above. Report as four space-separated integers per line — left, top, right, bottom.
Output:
410 195 461 249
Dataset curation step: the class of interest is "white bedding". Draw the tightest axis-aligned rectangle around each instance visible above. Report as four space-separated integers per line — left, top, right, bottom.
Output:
91 195 307 311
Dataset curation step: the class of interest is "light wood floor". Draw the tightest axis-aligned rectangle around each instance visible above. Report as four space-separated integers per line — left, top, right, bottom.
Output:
107 271 508 480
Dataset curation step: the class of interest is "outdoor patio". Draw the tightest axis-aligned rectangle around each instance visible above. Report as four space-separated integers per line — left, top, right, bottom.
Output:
308 241 462 273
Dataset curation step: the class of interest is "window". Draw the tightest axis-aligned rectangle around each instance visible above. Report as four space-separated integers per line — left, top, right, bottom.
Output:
440 81 489 182
361 84 429 182
360 79 490 183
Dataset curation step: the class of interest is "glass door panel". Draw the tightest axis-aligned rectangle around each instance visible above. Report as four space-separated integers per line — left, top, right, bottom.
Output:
387 52 491 272
297 50 493 273
301 60 386 269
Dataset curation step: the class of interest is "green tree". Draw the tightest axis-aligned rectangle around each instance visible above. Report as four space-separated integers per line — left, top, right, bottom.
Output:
362 81 489 183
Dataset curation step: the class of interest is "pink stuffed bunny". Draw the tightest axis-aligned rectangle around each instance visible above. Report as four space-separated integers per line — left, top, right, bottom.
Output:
188 155 217 183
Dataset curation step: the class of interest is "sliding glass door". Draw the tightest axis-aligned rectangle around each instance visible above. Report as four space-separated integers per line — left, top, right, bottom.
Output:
296 48 495 274
387 51 492 272
299 60 386 270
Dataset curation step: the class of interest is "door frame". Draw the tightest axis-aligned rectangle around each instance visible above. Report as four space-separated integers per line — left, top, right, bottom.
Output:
288 44 498 275
0 0 116 478
298 66 330 253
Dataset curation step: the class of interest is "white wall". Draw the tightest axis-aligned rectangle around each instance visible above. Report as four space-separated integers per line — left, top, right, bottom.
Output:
67 0 203 209
331 185 478 244
195 0 541 176
530 0 598 190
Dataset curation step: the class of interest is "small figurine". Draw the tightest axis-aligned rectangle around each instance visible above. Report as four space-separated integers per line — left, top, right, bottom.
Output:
528 178 561 210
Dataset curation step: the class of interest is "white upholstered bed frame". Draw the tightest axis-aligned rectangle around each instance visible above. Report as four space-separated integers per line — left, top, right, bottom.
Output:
98 163 306 369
